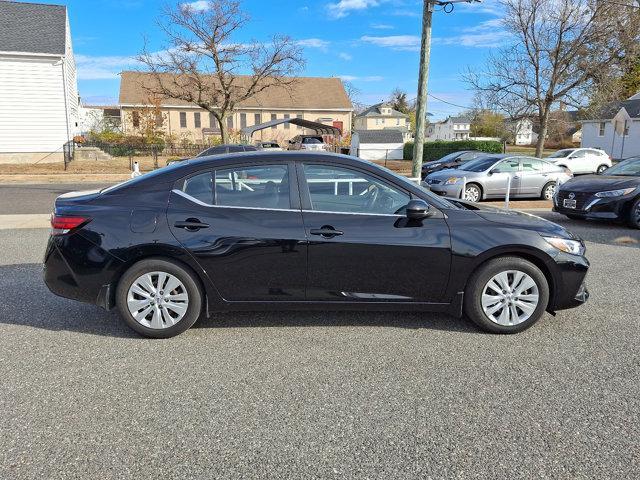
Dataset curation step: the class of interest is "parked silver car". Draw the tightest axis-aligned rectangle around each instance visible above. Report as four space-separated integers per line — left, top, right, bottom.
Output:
424 154 572 201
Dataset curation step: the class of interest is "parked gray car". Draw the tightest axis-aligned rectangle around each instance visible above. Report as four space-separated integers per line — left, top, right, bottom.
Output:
424 154 572 201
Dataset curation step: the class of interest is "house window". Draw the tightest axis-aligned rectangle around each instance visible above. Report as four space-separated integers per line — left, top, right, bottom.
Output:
210 113 216 128
179 112 187 128
132 111 140 128
271 113 277 129
194 112 201 128
240 113 247 129
227 116 233 130
396 118 400 126
296 114 303 129
284 113 290 129
155 112 163 127
599 122 605 136
624 123 629 136
254 113 261 125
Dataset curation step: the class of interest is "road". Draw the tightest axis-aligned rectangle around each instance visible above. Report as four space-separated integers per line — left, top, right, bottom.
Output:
0 185 639 479
0 183 109 214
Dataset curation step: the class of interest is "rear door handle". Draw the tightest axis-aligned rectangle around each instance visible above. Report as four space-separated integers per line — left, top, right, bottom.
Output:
310 226 344 238
174 219 210 231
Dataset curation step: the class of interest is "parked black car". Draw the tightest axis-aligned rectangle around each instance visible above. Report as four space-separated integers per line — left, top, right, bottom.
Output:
421 150 486 178
44 152 589 338
554 156 640 228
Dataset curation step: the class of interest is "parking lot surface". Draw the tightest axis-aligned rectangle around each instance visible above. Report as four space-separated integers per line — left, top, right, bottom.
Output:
1 193 639 479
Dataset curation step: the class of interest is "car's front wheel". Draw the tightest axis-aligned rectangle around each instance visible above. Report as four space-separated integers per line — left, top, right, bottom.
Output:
116 258 203 338
463 257 550 334
541 182 556 200
628 197 640 229
463 183 482 202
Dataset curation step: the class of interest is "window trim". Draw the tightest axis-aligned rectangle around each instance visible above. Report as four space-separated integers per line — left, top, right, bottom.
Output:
296 162 413 216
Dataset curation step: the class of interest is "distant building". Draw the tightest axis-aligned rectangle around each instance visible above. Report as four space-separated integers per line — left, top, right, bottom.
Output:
354 130 404 161
354 102 411 141
505 118 538 146
0 1 78 163
119 72 352 143
581 92 640 159
427 116 471 141
78 104 122 134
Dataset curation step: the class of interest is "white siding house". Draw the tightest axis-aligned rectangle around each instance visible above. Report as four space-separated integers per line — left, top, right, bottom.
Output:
581 93 640 160
0 2 78 163
353 130 404 161
427 116 471 141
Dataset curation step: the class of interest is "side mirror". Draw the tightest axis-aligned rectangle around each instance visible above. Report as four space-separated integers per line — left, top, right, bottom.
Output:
406 199 433 220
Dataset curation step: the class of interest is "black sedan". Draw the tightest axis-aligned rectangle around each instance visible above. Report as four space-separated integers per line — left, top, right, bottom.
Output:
554 156 640 228
44 152 589 338
421 150 485 178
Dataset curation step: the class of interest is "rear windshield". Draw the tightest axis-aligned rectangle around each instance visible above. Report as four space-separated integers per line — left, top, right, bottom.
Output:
458 157 499 172
302 137 323 144
100 162 185 194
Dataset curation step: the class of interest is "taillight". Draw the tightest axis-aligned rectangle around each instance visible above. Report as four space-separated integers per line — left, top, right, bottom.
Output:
50 214 91 235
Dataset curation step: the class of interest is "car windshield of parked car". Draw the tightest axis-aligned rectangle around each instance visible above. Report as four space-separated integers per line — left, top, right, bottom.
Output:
602 158 640 176
433 151 464 163
458 157 500 172
302 137 323 144
548 149 575 158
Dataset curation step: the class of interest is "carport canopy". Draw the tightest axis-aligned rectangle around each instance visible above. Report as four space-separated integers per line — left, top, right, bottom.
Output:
241 117 342 140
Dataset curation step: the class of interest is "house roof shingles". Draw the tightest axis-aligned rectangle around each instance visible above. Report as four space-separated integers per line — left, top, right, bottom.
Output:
356 103 408 119
586 94 640 121
0 1 66 55
119 72 353 110
356 129 404 144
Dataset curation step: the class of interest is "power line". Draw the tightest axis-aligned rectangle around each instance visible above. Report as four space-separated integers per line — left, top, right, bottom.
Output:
427 93 472 109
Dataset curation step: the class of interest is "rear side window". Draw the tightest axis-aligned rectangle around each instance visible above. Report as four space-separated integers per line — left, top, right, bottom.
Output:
215 165 290 210
521 158 544 171
180 171 213 204
228 146 244 153
302 137 323 144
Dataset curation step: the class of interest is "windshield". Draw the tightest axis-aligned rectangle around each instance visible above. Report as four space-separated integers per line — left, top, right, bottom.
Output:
548 149 575 158
459 157 499 172
602 157 640 176
433 151 464 163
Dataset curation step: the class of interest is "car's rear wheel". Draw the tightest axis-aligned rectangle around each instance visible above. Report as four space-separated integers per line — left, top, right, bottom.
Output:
541 182 556 200
463 257 549 334
463 183 482 202
116 258 202 338
596 164 609 174
628 197 640 229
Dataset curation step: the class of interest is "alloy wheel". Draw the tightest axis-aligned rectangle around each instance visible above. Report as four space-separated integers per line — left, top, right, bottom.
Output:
481 270 539 326
633 202 640 227
126 271 189 329
464 185 481 202
543 183 556 200
597 165 608 174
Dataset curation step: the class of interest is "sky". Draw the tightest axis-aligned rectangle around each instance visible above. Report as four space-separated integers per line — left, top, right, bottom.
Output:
47 0 508 120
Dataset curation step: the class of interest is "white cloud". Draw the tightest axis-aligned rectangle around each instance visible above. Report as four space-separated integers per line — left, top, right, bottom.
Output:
75 54 140 80
296 38 331 50
432 19 511 48
329 0 382 18
339 75 384 82
463 18 504 32
370 23 394 30
360 35 420 51
181 1 211 12
338 52 353 61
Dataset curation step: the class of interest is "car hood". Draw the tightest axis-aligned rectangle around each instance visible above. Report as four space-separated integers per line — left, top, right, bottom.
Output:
454 199 577 239
559 174 640 193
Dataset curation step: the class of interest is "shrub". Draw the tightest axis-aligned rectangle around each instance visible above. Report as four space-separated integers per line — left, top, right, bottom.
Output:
403 140 504 161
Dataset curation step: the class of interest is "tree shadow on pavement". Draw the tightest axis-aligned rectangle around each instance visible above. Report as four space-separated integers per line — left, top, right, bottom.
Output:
0 264 480 338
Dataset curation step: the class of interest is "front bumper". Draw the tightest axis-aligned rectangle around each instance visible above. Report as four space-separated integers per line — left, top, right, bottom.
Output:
553 191 633 221
548 251 590 311
424 182 463 198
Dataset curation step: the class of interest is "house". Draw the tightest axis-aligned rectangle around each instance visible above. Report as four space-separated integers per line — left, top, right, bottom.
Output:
354 102 411 141
581 93 640 159
0 1 78 163
427 116 471 141
353 130 404 161
119 72 352 143
505 118 538 146
78 104 122 134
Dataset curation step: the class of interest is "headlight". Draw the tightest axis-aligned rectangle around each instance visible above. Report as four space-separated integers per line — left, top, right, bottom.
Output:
542 236 585 255
430 163 441 168
444 177 461 185
594 187 636 198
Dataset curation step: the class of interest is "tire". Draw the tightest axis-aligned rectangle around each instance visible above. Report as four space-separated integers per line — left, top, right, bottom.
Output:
627 197 640 229
116 258 203 338
463 183 482 202
540 181 556 200
596 164 609 174
565 213 583 220
463 256 550 334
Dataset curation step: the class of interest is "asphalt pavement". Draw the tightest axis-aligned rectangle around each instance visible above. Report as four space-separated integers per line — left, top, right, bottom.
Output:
0 183 109 214
0 189 639 479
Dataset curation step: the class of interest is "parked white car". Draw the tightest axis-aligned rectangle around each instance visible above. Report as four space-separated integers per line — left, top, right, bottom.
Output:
546 148 612 174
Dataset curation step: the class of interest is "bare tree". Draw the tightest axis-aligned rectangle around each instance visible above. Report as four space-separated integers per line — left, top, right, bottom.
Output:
137 0 305 143
465 0 639 157
342 80 364 113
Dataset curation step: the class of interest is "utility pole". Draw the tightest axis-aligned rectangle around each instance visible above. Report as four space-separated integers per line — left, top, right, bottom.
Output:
412 0 434 179
412 0 480 179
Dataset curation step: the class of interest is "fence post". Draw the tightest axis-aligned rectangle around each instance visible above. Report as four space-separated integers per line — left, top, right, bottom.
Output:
504 175 512 210
152 146 158 169
385 149 388 167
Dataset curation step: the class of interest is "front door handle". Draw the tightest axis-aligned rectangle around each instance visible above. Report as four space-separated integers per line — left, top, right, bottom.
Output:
310 226 344 238
174 219 210 231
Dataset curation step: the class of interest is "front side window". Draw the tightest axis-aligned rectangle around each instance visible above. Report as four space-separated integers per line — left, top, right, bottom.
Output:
180 171 213 204
303 164 410 215
215 165 290 210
